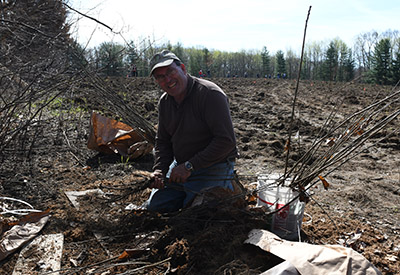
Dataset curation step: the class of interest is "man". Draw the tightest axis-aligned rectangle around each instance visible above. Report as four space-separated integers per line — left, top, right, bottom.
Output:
146 50 238 213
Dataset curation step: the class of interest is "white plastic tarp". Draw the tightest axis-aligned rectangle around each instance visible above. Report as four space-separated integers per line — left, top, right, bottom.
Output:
245 229 381 275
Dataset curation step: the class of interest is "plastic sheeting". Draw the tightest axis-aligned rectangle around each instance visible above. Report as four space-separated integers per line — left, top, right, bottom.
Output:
87 112 153 159
245 229 382 275
0 210 50 261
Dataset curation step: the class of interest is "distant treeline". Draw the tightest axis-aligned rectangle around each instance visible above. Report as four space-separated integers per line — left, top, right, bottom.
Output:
1 0 398 86
74 29 399 85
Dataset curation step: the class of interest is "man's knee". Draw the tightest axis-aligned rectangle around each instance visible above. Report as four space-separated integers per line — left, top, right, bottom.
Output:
146 188 185 213
147 199 183 213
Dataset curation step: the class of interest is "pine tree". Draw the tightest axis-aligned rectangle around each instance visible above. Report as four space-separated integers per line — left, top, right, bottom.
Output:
369 38 392 85
172 42 185 63
261 46 271 77
391 50 400 85
126 42 140 66
203 48 211 74
96 42 125 76
322 41 338 81
275 50 286 78
343 49 355 81
67 40 88 72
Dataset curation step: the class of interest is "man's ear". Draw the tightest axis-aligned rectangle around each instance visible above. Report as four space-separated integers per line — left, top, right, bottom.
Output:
180 63 187 73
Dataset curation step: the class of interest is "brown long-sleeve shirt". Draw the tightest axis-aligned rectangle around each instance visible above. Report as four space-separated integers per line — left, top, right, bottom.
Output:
153 75 238 176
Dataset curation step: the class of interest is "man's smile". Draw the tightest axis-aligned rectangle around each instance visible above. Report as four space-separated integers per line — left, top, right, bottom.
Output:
168 82 177 89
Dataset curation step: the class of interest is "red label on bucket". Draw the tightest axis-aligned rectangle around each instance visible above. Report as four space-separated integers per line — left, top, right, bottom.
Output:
276 204 289 219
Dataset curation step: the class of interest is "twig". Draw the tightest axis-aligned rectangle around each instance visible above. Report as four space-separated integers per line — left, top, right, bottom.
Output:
86 260 152 274
62 129 86 167
308 195 338 231
287 89 400 189
63 3 114 32
284 6 312 178
0 19 55 38
44 256 120 274
117 257 172 275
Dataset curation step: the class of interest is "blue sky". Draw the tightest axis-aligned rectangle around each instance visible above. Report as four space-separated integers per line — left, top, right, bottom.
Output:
68 0 400 53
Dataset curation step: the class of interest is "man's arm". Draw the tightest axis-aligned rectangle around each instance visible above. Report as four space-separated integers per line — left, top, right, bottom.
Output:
152 96 175 177
153 128 174 177
151 126 174 189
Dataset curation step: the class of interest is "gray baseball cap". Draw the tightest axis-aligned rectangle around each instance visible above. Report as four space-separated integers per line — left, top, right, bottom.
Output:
149 50 182 76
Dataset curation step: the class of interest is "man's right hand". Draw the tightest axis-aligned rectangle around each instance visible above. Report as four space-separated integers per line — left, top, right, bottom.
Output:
149 170 165 189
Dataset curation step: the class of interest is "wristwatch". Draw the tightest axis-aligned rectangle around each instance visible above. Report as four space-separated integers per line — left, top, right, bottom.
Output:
184 161 194 172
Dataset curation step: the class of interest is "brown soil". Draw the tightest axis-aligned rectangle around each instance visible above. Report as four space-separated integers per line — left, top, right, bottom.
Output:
1 77 399 274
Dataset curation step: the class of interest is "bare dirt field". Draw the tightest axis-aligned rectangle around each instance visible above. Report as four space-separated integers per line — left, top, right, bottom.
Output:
1 77 399 274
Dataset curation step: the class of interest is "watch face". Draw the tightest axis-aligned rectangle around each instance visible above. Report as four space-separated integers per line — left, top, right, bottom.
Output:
185 161 193 171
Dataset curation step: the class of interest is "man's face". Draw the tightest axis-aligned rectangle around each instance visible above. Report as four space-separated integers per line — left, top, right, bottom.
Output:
153 62 188 101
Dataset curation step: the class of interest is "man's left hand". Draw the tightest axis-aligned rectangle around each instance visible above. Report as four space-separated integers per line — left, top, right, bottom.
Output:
169 164 191 183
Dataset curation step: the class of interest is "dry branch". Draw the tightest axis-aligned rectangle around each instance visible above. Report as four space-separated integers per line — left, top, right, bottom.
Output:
284 5 312 177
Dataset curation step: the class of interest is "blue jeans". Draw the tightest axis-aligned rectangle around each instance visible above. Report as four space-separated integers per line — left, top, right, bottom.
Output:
146 160 235 213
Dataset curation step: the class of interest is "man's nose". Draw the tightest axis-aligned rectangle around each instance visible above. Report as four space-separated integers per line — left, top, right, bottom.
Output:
164 74 172 82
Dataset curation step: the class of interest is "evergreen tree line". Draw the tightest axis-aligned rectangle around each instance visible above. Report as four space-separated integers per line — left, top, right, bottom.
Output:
1 0 397 86
76 29 399 85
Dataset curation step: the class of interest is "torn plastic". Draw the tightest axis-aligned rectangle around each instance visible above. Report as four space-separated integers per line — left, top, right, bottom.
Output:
12 233 63 275
87 111 153 159
261 260 300 275
65 189 106 210
245 229 382 275
0 210 50 261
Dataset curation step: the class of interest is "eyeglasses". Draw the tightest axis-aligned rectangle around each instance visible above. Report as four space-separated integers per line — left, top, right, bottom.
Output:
153 68 178 82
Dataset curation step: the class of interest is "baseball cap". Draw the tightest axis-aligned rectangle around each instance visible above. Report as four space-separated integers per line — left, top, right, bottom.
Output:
149 50 182 76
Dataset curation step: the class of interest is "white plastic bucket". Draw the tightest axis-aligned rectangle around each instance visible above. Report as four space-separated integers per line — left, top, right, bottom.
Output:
256 174 305 241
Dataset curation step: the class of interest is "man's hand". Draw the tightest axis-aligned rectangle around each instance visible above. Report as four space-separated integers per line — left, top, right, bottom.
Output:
149 170 165 189
169 163 191 183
